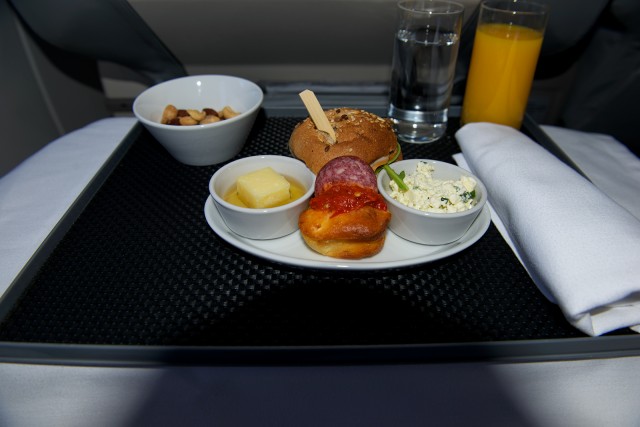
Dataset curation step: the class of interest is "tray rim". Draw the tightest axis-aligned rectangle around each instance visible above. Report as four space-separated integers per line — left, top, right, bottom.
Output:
1 334 639 367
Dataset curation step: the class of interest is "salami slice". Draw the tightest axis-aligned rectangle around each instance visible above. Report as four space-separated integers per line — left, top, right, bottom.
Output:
314 156 378 195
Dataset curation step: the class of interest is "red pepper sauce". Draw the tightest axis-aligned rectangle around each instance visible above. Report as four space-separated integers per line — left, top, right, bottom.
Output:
310 184 387 217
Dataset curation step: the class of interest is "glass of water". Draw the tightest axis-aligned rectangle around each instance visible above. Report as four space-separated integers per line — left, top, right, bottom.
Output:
388 0 464 143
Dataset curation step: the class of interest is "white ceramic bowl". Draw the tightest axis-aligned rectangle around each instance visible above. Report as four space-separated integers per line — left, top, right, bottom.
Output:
377 159 487 245
133 75 263 166
209 155 315 240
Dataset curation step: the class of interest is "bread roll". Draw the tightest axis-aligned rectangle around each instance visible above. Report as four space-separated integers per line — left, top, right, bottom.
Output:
298 156 391 259
289 108 400 174
299 205 390 259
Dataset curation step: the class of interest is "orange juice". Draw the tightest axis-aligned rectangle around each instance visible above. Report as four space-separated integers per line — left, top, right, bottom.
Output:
461 23 544 128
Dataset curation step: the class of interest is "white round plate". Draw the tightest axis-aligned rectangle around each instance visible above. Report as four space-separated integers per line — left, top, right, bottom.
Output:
204 196 491 270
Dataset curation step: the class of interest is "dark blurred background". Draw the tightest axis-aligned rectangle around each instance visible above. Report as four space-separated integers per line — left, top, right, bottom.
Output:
2 0 638 176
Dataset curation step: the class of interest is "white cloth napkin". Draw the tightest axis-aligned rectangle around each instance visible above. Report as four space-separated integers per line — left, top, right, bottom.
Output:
455 122 640 336
0 117 138 296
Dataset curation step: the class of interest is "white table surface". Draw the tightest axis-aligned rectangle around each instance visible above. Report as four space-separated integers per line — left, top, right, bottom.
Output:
1 118 640 427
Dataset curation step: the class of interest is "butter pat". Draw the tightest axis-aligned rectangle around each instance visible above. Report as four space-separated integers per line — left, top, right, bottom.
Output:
236 167 291 208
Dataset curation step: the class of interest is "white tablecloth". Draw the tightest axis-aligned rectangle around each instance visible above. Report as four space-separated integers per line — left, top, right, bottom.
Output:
2 357 640 427
540 125 640 219
0 117 137 296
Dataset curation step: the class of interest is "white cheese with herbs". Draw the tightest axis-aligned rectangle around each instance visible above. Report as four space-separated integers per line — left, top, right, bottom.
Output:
389 162 477 213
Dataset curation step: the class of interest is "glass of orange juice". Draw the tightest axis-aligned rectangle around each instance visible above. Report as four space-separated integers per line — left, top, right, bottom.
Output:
461 0 549 129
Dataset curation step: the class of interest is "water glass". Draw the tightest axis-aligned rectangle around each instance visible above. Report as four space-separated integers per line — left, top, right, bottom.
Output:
388 0 465 143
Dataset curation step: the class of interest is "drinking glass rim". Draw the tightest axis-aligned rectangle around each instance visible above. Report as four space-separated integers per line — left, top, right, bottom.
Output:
398 0 465 15
481 0 549 15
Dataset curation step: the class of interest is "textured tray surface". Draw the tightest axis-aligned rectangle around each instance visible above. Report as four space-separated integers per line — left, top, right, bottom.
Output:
1 114 623 346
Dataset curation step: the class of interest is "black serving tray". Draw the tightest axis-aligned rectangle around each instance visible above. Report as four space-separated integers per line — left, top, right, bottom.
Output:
0 109 638 367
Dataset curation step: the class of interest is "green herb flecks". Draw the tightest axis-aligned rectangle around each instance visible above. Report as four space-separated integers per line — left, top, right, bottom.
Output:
462 190 476 202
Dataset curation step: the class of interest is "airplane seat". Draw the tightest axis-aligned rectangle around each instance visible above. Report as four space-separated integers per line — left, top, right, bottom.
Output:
557 0 640 156
1 0 186 176
7 0 187 86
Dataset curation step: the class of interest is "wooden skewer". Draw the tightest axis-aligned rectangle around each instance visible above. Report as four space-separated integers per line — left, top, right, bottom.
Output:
299 89 336 144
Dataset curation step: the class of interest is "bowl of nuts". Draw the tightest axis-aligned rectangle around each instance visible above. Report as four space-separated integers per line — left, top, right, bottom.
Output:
133 75 264 166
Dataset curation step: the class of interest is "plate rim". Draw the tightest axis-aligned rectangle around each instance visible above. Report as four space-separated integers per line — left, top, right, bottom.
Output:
204 196 491 270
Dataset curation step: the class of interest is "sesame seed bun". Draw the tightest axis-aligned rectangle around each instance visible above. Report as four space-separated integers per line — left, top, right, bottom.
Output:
288 108 401 174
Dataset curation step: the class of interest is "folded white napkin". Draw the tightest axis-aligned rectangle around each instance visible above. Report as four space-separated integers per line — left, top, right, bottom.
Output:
455 122 640 336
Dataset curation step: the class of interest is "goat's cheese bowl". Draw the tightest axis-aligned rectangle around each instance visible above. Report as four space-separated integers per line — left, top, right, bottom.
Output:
377 159 487 245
